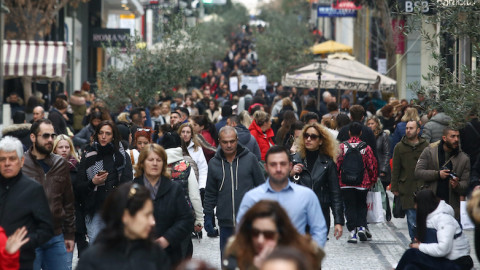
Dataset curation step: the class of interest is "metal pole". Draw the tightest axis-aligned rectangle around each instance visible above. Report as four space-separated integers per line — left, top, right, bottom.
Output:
0 0 5 106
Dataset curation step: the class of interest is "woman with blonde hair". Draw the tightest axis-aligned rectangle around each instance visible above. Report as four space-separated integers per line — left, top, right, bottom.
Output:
391 106 421 154
249 110 275 161
133 144 193 267
290 123 344 240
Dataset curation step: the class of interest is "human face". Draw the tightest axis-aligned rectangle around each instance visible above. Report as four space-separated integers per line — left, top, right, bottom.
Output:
55 140 70 159
209 101 215 110
190 120 203 134
91 119 101 128
185 97 192 107
443 130 460 150
98 125 113 146
219 131 238 156
265 152 292 185
181 127 192 143
170 113 181 126
260 119 271 132
293 129 302 140
123 200 155 240
32 107 44 121
31 123 55 155
405 121 420 140
144 151 163 179
367 119 378 132
160 104 170 115
141 111 147 123
251 217 278 255
136 136 149 151
0 151 24 178
261 260 297 270
303 127 322 151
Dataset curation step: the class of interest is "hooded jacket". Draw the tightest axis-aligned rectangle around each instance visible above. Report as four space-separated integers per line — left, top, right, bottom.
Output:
415 141 470 220
248 120 274 161
235 124 261 161
203 144 265 227
422 112 451 143
391 136 429 209
165 147 203 226
73 124 95 147
1 123 32 151
186 141 209 189
419 200 470 260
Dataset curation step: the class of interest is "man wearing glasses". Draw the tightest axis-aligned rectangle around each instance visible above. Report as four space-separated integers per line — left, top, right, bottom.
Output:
22 119 75 270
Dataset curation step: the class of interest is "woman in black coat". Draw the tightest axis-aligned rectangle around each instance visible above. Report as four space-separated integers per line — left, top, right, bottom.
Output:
77 183 170 270
132 143 193 267
291 123 344 239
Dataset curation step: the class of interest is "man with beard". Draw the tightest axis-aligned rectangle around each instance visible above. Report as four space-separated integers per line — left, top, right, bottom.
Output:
236 146 327 248
391 121 429 242
22 119 75 269
415 126 470 221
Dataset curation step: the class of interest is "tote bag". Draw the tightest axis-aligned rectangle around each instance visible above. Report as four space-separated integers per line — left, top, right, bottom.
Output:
367 191 385 223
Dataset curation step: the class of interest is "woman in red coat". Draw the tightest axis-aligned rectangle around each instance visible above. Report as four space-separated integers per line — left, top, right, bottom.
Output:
249 110 275 161
0 226 29 270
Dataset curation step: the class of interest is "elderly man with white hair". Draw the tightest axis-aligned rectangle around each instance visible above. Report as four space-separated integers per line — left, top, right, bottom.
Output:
0 136 53 269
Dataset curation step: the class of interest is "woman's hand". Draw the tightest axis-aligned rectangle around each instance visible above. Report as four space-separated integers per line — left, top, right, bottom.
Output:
5 226 29 254
156 237 170 249
290 164 304 177
253 241 276 268
194 225 203 233
92 172 108 185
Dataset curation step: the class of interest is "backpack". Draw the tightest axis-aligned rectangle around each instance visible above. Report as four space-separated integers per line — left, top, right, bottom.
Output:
341 141 367 186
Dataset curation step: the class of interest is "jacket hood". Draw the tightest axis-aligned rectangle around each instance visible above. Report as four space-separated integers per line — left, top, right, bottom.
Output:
430 112 451 125
165 147 184 164
400 135 427 148
428 200 455 219
235 125 251 145
214 143 247 161
2 123 32 136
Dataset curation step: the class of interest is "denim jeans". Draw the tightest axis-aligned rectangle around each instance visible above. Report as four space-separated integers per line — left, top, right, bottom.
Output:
219 226 234 260
33 234 70 270
85 213 104 244
405 209 416 241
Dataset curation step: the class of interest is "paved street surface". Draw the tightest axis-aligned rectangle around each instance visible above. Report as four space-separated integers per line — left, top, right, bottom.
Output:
73 192 479 269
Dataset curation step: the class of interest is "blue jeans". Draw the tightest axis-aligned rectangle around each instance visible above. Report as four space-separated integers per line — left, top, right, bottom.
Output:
405 209 416 241
219 226 234 260
85 213 104 244
33 234 70 270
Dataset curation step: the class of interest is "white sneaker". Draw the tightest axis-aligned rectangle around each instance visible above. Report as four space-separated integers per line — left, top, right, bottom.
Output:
357 226 367 242
348 230 357 243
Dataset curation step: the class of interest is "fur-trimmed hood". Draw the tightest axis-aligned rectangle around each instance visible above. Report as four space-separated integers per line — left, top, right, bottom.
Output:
2 123 31 137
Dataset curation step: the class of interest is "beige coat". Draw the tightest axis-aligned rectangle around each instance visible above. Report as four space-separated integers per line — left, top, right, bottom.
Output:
414 141 470 220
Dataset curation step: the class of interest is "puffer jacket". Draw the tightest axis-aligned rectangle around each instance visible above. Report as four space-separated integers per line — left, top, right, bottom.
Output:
165 147 203 226
248 120 274 161
203 144 265 227
391 136 429 209
337 137 378 189
376 131 391 183
415 141 470 220
187 141 208 189
1 123 32 151
422 112 451 143
22 149 75 241
294 153 344 226
419 200 470 260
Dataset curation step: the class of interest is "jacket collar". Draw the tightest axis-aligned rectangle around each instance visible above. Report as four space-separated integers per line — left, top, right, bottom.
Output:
26 147 57 167
134 175 172 199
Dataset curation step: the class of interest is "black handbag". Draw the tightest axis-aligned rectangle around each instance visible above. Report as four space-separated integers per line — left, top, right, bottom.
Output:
393 195 406 218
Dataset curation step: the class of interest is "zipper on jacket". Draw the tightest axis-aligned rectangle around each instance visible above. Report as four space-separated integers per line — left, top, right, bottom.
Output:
230 162 236 228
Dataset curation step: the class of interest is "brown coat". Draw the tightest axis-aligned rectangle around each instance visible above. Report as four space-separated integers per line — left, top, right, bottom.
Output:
22 149 76 240
414 141 470 220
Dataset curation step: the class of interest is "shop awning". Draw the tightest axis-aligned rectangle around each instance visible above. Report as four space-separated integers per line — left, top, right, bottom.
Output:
2 40 68 80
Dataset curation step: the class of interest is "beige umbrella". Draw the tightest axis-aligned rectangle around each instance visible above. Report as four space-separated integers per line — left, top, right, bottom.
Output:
310 40 353 55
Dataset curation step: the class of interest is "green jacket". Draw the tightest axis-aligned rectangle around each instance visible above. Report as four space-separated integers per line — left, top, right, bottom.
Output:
391 136 429 209
414 141 470 220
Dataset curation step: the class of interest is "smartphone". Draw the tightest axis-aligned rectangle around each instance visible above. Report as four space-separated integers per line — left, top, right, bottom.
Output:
97 170 107 176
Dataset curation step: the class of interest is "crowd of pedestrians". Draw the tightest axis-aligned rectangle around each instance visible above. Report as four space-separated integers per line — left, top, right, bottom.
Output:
1 26 480 270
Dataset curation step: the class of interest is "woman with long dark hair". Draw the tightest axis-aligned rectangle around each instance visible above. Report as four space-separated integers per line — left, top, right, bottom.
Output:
132 144 193 267
190 115 217 162
291 123 344 240
223 200 323 270
396 190 473 270
77 183 170 269
275 110 297 146
75 120 133 244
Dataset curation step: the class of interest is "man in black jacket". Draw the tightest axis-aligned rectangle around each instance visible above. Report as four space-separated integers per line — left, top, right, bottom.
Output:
337 104 377 157
0 136 53 270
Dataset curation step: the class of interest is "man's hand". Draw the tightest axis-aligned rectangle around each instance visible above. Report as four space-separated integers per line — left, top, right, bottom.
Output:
156 237 169 249
450 176 459 189
5 226 29 254
194 225 203 233
409 242 420 249
334 224 343 240
65 240 75 252
439 170 451 180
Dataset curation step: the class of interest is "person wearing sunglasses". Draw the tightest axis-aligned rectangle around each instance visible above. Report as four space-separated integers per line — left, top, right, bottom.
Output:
22 119 76 269
77 183 170 270
290 123 344 241
223 200 323 270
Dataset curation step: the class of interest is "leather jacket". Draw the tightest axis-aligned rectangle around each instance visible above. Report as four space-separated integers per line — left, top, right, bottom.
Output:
293 153 345 226
22 149 76 240
376 131 391 183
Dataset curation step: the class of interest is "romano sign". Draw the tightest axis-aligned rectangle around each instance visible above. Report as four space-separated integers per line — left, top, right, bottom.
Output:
90 28 130 47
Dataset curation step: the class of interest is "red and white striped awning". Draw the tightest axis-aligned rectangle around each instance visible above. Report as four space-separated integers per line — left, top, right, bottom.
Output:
2 40 68 80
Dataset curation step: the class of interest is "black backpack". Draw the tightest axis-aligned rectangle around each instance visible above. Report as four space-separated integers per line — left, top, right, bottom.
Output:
341 141 367 185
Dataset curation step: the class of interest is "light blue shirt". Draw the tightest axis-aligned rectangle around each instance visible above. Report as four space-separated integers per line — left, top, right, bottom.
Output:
237 179 327 248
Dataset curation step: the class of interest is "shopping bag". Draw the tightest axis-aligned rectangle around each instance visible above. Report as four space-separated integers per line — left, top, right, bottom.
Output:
393 195 406 218
373 180 386 210
367 191 385 223
460 201 475 230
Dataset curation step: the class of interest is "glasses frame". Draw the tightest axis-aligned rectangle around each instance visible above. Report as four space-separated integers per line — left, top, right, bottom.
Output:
303 133 320 140
38 133 57 140
251 228 278 240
